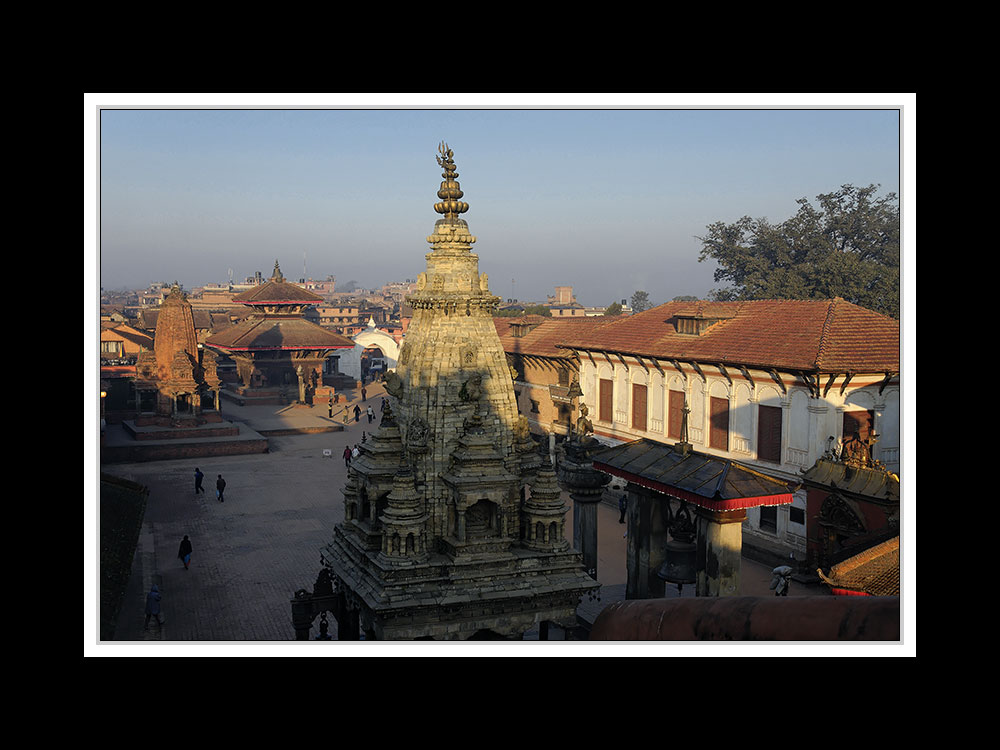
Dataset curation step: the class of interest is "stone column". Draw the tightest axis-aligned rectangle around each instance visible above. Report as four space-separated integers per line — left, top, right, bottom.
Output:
695 507 747 596
572 494 599 579
625 485 668 599
558 439 611 581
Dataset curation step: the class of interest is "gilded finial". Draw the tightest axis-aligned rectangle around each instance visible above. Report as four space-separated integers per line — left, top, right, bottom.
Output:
434 142 469 219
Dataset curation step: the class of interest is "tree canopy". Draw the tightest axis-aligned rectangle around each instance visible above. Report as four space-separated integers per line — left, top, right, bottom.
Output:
697 184 900 319
630 290 652 312
604 301 623 316
495 304 551 318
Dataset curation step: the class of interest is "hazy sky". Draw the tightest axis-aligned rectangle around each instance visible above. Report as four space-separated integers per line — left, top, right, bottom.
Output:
92 96 906 308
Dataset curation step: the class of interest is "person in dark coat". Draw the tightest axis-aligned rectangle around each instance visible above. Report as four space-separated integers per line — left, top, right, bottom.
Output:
362 386 367 401
354 404 361 423
178 535 193 570
217 474 227 502
618 493 628 524
194 468 205 494
144 584 163 629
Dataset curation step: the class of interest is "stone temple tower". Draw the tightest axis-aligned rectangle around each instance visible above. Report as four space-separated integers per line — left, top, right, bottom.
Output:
293 144 598 641
393 143 521 541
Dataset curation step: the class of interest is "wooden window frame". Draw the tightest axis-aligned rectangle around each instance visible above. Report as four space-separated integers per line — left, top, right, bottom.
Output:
599 378 613 423
668 389 685 439
710 396 729 451
757 404 782 464
632 383 647 432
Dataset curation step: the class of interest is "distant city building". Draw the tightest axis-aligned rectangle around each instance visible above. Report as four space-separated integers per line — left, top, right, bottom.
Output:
100 323 153 361
544 285 587 317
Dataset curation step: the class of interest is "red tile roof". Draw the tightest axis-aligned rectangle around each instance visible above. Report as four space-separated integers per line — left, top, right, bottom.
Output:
555 299 898 373
818 536 900 596
496 316 617 359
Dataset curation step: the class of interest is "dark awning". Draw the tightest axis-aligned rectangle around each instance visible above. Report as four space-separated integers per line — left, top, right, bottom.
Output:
592 438 797 512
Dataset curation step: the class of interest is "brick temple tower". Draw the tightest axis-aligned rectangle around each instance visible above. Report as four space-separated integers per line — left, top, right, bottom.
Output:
134 282 220 419
293 144 597 640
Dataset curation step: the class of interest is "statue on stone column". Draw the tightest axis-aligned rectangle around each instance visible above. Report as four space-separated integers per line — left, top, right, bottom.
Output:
575 403 594 443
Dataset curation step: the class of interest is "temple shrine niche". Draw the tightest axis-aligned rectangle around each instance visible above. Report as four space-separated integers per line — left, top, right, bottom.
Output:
133 283 222 423
802 432 900 573
292 144 597 641
206 261 355 406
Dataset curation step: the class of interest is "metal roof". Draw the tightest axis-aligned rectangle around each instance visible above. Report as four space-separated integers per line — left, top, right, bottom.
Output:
591 438 797 512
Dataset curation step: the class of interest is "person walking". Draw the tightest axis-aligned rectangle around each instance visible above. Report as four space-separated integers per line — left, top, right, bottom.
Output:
362 386 367 402
618 493 628 524
352 444 360 461
328 398 334 418
194 467 205 495
216 474 227 502
144 584 164 630
343 445 352 468
177 535 193 570
354 404 361 423
366 405 374 423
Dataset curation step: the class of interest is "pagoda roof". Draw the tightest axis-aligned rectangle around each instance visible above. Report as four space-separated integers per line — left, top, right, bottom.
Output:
232 280 323 305
232 262 324 305
205 316 355 352
592 438 797 512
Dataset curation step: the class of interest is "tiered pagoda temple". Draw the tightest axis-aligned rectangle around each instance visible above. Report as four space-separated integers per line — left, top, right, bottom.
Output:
206 261 355 405
292 144 597 640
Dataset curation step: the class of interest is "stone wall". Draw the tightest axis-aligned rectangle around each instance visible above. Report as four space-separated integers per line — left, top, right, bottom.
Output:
101 438 268 463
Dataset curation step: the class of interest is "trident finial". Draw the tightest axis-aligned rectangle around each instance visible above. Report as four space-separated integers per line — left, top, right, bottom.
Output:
434 142 469 218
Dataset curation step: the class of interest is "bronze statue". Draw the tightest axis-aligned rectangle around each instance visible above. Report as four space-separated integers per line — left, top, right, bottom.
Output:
575 403 594 440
